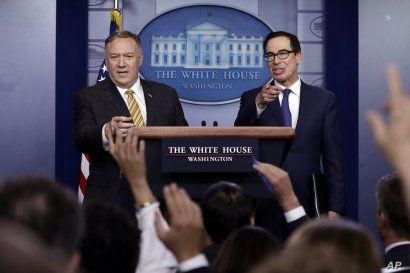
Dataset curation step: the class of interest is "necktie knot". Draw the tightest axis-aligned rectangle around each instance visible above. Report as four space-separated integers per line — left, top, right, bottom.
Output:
283 88 291 97
125 89 134 96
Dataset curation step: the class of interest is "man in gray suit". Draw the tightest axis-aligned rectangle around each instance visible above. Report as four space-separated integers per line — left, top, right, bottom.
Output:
73 30 187 206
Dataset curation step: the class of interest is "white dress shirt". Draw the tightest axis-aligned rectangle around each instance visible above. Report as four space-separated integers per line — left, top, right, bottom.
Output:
135 202 178 273
284 206 306 223
256 78 301 129
135 202 209 273
116 77 147 124
102 77 147 150
385 241 410 253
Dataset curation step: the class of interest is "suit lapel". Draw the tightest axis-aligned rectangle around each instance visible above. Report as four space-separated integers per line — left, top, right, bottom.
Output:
100 78 130 117
295 81 313 132
141 79 154 126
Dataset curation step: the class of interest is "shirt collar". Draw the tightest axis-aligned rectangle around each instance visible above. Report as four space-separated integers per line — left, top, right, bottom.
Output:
267 77 301 97
115 77 141 97
385 241 410 253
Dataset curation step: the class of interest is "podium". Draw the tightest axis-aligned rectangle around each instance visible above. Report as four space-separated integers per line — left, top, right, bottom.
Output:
130 126 294 198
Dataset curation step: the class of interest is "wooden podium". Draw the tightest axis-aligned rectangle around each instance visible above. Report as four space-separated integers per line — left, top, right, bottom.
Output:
129 126 294 198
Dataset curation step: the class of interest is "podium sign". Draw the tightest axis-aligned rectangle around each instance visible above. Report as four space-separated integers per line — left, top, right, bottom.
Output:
162 138 259 172
127 126 294 197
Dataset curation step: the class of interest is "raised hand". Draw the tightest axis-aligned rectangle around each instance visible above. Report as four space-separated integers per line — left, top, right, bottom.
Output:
367 66 410 181
106 126 154 205
155 183 206 263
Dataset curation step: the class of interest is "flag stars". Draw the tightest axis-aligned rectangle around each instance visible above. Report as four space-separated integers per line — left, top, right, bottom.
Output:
101 64 108 73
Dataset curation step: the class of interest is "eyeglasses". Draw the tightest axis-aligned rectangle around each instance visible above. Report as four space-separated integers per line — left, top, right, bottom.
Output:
264 50 295 62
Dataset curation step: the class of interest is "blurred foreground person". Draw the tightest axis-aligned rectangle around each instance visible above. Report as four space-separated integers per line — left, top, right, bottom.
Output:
256 219 382 273
376 174 410 272
213 226 279 273
0 176 84 273
80 202 140 273
0 219 63 273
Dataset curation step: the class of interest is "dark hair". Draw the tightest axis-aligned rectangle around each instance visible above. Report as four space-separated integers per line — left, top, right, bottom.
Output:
263 244 361 273
213 226 279 273
80 202 140 273
376 173 410 238
200 181 253 244
105 30 142 52
0 176 84 258
0 220 63 273
263 31 301 54
277 219 382 273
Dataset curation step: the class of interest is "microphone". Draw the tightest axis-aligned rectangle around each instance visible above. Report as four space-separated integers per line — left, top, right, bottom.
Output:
201 120 206 127
213 121 218 127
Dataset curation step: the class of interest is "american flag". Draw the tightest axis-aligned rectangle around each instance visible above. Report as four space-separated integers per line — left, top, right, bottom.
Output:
79 9 122 202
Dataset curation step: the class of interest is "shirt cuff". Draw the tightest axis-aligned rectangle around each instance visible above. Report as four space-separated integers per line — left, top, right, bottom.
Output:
136 201 160 216
284 206 306 223
136 201 170 231
102 123 110 151
256 102 266 118
178 254 209 272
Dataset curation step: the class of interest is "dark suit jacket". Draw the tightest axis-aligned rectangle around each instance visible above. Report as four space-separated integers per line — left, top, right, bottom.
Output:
235 81 343 239
202 243 220 266
183 267 211 273
287 214 309 234
73 78 188 205
384 243 410 272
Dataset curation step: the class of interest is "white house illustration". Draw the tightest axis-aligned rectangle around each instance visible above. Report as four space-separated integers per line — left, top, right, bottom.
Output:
150 21 264 68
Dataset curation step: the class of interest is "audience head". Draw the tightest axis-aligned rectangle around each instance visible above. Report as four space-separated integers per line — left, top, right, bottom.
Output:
80 201 140 273
263 218 382 273
256 244 351 273
376 173 410 242
200 181 253 244
0 219 64 273
213 226 279 273
0 176 84 262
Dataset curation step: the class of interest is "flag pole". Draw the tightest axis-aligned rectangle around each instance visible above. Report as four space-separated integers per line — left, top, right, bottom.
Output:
79 0 122 203
110 0 122 31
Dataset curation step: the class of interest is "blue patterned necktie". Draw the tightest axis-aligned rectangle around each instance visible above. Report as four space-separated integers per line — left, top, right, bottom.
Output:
281 88 292 127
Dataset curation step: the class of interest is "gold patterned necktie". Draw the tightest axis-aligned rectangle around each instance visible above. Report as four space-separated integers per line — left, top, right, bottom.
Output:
125 89 145 127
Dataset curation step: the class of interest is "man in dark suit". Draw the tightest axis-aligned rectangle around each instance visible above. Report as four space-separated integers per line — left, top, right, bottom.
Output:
73 30 187 207
377 174 410 273
235 31 343 239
